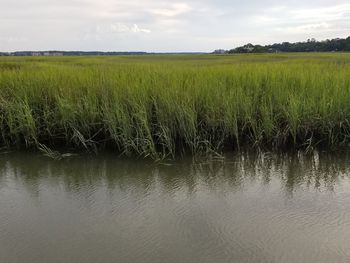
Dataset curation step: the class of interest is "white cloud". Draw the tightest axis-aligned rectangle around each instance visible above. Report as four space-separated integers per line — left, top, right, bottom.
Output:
290 4 350 21
150 3 192 17
110 23 151 33
277 22 332 34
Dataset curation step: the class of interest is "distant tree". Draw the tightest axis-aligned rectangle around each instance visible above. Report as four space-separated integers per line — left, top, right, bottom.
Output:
227 36 350 53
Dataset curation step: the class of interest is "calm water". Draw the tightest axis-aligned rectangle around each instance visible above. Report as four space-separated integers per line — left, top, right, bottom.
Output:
1 151 350 263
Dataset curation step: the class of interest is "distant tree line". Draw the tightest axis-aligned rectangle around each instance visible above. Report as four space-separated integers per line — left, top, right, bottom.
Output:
0 51 149 56
0 51 207 57
212 36 350 54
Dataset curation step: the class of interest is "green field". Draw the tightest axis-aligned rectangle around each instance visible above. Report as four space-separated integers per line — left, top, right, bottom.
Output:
0 53 350 158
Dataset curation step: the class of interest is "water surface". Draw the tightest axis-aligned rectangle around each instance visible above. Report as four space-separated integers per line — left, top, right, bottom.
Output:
1 151 350 263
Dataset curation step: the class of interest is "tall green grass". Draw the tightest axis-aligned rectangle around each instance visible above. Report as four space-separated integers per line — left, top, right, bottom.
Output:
0 53 350 158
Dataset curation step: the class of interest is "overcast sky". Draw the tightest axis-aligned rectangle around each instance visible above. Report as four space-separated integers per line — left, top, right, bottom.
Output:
0 0 349 52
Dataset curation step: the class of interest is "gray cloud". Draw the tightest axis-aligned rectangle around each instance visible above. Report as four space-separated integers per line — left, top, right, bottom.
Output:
0 0 349 51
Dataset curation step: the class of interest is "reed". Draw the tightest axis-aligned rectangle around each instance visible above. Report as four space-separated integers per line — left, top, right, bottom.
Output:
0 53 349 158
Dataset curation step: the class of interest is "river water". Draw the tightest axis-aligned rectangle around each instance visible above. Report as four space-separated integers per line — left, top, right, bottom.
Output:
1 151 350 263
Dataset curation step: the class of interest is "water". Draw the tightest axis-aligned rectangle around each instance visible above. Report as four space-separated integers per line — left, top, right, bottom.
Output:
1 151 350 263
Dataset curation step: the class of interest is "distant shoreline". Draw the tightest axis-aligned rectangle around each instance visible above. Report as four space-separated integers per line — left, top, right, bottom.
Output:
0 51 208 57
214 36 350 54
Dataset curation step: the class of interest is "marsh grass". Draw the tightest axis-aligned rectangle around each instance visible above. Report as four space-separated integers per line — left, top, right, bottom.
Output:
0 53 350 158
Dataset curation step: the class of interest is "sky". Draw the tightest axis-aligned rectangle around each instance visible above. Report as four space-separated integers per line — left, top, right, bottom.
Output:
0 0 349 52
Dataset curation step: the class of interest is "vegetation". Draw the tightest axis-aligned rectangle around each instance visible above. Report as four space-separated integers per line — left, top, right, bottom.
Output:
227 36 350 53
0 53 350 158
